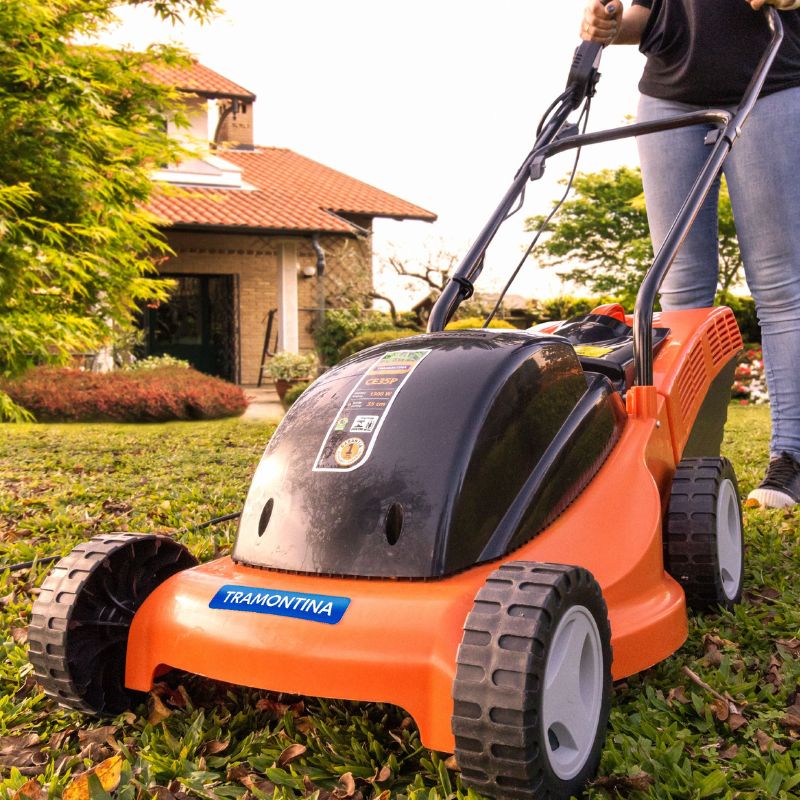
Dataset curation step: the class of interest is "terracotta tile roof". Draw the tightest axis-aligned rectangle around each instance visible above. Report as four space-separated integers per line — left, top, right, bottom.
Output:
143 60 256 101
148 147 437 234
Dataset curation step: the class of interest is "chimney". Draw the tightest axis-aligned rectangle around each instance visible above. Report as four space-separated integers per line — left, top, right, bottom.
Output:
215 100 254 150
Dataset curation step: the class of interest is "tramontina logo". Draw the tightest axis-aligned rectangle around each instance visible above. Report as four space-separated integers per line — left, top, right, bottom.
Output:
209 584 350 624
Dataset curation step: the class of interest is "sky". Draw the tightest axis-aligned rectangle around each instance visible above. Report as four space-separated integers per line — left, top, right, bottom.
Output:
102 0 648 307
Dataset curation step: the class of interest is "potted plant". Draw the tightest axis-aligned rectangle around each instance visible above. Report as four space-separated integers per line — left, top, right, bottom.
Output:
266 351 317 403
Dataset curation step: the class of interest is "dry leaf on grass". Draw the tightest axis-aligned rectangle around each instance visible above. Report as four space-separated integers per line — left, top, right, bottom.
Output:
11 627 28 645
200 739 229 757
755 729 786 754
719 743 738 759
333 772 356 799
148 694 172 725
277 743 307 767
10 779 43 800
591 771 655 793
667 686 690 705
0 734 48 776
62 753 123 800
781 702 800 731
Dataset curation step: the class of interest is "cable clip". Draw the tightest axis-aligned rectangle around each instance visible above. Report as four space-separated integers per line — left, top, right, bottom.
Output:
452 276 475 299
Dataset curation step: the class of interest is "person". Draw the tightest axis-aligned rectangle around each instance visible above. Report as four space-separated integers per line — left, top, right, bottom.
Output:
580 0 800 508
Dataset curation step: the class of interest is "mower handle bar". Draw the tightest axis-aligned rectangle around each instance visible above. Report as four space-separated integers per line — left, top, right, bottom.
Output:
427 7 783 390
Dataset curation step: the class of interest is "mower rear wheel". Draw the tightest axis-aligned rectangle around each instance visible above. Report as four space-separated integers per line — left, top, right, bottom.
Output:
28 533 197 714
452 562 612 800
664 457 744 611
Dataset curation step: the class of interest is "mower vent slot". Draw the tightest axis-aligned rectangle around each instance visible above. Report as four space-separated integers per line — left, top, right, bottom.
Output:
258 499 274 537
708 311 742 366
385 503 404 546
677 343 706 422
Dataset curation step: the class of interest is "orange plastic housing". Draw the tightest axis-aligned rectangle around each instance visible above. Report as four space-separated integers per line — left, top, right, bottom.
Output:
126 307 741 753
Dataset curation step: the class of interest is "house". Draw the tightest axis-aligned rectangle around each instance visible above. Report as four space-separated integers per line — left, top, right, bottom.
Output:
143 60 436 383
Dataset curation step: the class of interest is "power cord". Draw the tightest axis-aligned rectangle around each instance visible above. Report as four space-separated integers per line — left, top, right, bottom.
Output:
484 96 592 328
2 511 243 573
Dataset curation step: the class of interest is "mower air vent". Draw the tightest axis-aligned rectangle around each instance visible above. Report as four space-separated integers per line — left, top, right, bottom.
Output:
708 310 742 366
677 342 706 422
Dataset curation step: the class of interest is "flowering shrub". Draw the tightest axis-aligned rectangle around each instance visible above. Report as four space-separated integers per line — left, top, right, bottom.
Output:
732 345 769 405
125 354 190 371
2 366 248 422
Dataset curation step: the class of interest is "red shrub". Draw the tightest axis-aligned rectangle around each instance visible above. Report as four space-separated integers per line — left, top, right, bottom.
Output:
3 367 248 422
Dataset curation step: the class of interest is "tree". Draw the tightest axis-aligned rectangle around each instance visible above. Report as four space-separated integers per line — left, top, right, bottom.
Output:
0 0 217 419
526 166 743 306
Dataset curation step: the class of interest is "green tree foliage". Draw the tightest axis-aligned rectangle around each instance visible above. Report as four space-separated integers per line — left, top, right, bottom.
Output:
526 166 743 306
0 0 217 418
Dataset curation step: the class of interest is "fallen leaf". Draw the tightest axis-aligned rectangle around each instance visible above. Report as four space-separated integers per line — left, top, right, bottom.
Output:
710 698 730 722
11 627 28 645
277 743 307 767
444 754 459 771
333 772 356 799
777 638 800 658
149 787 176 800
295 717 315 734
667 686 690 705
591 772 655 792
719 744 738 759
200 739 229 756
62 754 123 800
148 694 172 725
375 766 392 782
227 765 251 782
728 713 748 732
755 730 786 754
10 779 43 800
0 734 48 776
77 726 118 747
240 774 278 795
781 702 800 731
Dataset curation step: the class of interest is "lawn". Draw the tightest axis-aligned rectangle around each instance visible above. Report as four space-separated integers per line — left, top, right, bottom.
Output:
1 406 799 800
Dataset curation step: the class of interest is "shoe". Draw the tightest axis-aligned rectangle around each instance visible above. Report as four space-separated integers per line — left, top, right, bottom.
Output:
746 453 800 509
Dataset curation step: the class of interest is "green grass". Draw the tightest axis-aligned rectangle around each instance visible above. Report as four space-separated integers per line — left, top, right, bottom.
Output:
1 407 799 799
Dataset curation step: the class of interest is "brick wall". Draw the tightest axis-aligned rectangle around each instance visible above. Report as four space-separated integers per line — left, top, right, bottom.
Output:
162 228 374 384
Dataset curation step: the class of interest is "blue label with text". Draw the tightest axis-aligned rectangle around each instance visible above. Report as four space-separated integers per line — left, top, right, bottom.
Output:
209 584 350 625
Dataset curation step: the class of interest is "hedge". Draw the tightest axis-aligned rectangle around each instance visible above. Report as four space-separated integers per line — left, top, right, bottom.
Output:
444 317 517 330
2 366 248 422
337 329 418 361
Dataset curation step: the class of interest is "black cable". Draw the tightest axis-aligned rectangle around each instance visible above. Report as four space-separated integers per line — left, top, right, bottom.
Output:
484 96 592 328
194 511 242 530
2 511 244 573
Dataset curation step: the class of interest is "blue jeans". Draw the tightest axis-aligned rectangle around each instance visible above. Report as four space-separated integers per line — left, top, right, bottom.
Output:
637 88 800 461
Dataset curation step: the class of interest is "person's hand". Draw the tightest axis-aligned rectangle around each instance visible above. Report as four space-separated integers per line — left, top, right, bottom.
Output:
747 0 800 10
580 0 624 44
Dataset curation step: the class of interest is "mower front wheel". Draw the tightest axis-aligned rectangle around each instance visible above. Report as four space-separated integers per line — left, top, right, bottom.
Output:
28 533 198 714
452 562 612 800
664 457 744 611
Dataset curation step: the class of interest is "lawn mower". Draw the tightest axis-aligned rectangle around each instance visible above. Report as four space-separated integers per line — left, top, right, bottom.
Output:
28 7 783 799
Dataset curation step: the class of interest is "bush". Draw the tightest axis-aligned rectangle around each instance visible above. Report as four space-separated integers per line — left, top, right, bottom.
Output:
2 366 248 422
314 308 398 366
126 354 189 371
264 351 317 382
338 330 419 360
283 381 310 408
445 317 517 330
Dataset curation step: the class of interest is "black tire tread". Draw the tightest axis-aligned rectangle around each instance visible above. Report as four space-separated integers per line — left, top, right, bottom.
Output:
664 457 744 611
452 561 612 800
28 533 196 713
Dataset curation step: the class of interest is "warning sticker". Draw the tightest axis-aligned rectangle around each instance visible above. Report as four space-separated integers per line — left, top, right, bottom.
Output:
313 349 431 472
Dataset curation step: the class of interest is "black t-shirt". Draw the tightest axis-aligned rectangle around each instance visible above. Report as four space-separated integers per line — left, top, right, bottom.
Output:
632 0 800 104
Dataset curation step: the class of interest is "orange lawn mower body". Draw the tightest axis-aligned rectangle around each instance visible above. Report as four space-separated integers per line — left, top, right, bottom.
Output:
28 8 784 798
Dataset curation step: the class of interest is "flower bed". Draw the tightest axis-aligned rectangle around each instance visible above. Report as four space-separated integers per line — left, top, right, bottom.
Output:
2 366 248 422
732 345 769 405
